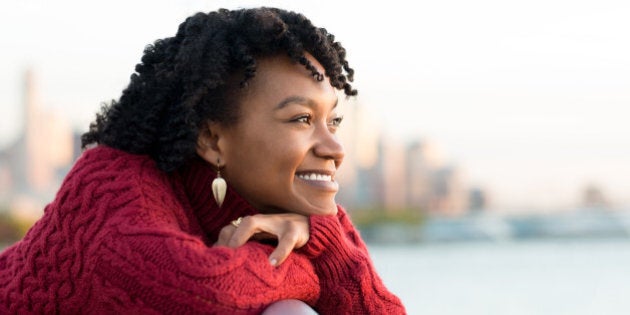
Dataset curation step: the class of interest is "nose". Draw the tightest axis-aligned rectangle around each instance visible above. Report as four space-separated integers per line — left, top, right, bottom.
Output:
313 125 345 168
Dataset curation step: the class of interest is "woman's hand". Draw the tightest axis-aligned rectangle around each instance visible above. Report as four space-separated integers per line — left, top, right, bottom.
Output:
214 213 310 267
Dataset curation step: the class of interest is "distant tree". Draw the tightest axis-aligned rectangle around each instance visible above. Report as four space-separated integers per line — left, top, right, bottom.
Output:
0 211 29 245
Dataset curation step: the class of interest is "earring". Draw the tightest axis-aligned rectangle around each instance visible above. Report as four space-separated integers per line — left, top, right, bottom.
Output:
212 158 227 207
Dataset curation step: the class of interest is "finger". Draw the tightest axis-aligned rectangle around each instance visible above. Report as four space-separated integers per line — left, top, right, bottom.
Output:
250 231 276 242
214 225 235 247
268 231 299 267
227 215 260 248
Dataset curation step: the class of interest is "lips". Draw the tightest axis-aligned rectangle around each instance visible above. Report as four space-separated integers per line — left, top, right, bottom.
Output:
294 168 338 194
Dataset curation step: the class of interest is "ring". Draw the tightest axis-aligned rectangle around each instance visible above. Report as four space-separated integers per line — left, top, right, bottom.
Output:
231 217 243 228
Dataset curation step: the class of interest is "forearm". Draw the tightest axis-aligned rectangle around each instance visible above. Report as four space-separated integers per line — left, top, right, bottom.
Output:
301 207 406 314
95 228 319 314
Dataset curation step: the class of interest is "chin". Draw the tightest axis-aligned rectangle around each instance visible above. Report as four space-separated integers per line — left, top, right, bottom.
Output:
304 201 338 216
281 196 338 216
325 206 338 216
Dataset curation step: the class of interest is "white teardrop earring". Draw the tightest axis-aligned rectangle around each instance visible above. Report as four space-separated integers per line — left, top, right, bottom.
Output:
212 158 227 207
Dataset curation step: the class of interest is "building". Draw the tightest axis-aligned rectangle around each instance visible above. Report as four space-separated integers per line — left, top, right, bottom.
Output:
335 101 474 216
0 70 75 219
335 99 383 210
405 140 469 216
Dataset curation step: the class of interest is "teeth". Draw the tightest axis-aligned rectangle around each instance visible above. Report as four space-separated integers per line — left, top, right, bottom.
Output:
297 173 332 182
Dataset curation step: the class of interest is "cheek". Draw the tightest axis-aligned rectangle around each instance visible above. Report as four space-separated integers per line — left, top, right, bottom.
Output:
263 142 305 180
243 129 307 172
225 132 304 190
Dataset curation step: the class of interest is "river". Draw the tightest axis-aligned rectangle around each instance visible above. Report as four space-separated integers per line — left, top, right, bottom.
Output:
369 238 630 315
2 238 629 314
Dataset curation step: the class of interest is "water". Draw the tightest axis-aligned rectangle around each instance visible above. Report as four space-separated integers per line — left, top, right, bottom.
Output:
369 239 630 315
3 239 630 314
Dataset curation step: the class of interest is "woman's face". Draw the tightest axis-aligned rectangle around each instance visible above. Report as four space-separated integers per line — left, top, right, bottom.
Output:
204 53 344 216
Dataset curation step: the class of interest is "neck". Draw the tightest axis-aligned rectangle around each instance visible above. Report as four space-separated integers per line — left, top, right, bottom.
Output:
177 155 259 239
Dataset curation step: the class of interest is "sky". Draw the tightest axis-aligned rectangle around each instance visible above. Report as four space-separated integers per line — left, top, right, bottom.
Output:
1 0 629 210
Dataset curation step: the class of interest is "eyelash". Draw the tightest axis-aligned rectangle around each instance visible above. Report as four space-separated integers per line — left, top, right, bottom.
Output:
295 115 311 124
329 116 344 127
293 115 344 128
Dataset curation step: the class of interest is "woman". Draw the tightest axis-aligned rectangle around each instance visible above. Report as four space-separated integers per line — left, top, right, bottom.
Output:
0 7 405 314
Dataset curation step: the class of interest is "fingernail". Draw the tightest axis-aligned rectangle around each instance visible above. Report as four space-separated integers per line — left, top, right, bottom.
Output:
269 258 278 266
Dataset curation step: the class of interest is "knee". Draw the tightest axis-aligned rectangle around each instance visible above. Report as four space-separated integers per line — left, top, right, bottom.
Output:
262 299 318 315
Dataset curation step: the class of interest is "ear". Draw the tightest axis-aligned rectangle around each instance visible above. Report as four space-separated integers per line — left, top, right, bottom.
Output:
196 122 226 167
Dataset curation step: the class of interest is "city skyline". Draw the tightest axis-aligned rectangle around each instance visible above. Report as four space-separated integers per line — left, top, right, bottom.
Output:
1 0 629 210
0 69 613 215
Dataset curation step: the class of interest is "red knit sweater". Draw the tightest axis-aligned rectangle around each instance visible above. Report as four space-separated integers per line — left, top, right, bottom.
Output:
0 146 405 314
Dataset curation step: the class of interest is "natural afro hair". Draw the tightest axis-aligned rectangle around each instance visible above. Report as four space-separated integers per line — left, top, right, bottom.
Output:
81 7 357 172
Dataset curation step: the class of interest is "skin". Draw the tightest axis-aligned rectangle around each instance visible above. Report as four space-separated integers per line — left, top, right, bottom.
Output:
197 53 345 265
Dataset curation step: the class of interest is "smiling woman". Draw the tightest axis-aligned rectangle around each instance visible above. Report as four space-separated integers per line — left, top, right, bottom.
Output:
198 54 344 217
0 7 405 314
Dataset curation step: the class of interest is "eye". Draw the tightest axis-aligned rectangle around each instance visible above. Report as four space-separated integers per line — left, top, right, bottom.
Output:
293 114 312 124
328 115 344 127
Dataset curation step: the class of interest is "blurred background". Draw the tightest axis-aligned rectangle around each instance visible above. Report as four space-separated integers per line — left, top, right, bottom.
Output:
1 0 629 313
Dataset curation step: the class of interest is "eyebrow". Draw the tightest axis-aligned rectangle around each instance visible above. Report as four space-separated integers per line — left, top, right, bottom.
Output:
275 96 338 110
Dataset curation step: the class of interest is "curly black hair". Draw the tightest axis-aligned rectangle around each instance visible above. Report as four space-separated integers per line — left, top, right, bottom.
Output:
81 7 357 172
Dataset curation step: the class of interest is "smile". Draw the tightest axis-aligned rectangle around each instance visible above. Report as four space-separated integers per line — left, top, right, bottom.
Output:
296 173 333 182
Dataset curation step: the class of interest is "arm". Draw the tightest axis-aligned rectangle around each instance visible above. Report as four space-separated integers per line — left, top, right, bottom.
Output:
86 152 318 313
94 223 319 314
300 206 406 314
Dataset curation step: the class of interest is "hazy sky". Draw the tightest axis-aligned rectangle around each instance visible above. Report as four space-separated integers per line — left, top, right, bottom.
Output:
1 0 629 210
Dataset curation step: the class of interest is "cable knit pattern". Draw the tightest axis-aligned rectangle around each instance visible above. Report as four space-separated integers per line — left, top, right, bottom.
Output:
301 210 406 314
0 147 318 314
0 146 405 314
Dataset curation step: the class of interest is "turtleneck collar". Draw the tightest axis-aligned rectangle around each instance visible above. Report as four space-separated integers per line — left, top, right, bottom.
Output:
176 155 259 241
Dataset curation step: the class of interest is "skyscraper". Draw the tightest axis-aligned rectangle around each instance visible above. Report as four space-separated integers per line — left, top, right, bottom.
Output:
0 69 73 219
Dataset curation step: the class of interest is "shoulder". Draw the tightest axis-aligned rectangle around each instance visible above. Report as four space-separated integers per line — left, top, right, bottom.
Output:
63 145 173 195
56 146 177 222
70 145 159 181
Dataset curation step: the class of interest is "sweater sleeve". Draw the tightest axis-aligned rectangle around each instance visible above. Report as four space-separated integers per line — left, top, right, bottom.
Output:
300 206 407 314
94 223 319 314
67 148 320 314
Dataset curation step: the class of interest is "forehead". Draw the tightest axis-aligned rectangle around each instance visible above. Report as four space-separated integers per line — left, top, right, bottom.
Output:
236 54 337 107
255 53 322 80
